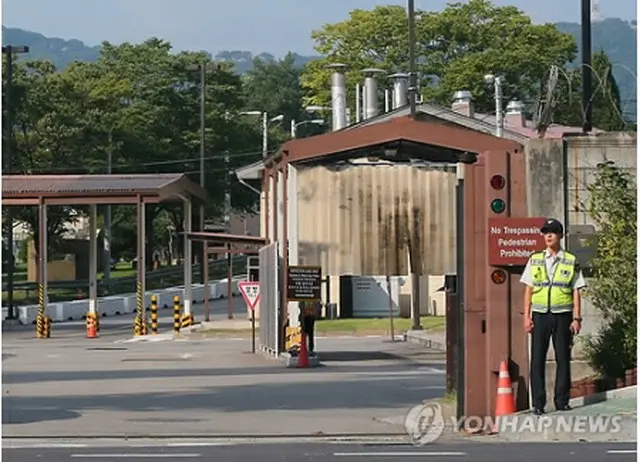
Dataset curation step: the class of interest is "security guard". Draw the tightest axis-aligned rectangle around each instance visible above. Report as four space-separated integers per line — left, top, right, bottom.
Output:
299 300 320 355
520 218 586 415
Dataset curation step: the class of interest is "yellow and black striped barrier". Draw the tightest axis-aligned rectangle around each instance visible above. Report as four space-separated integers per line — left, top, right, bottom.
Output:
36 313 51 339
150 295 159 335
36 282 46 339
180 313 194 329
173 296 181 333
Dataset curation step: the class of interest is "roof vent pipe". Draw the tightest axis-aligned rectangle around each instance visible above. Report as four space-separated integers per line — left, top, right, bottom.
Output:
505 99 526 127
327 63 347 131
362 68 385 120
389 73 409 109
451 90 474 117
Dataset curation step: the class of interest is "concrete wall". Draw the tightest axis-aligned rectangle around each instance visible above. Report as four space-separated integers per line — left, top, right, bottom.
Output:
525 131 637 354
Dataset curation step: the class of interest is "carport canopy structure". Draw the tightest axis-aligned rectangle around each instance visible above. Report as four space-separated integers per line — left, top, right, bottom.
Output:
251 114 522 355
2 173 207 331
186 231 267 321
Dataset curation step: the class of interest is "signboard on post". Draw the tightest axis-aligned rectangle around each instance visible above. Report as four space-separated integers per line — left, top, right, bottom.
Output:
286 265 322 301
488 217 546 266
238 281 260 311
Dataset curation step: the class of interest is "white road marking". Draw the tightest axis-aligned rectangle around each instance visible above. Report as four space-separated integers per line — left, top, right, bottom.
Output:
417 366 446 373
5 443 89 449
333 452 467 457
166 442 233 447
71 454 201 459
607 449 637 454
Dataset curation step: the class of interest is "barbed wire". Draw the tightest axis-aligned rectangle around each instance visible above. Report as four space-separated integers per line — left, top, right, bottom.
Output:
548 63 636 130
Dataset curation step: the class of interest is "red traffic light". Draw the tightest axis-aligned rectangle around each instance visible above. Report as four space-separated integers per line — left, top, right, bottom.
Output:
490 174 506 190
491 269 507 284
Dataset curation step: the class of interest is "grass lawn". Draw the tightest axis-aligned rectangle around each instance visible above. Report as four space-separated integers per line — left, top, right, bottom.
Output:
315 315 444 334
200 315 445 337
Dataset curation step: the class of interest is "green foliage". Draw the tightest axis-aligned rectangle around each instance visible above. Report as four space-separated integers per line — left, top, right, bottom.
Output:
583 161 637 379
301 0 577 114
2 37 306 262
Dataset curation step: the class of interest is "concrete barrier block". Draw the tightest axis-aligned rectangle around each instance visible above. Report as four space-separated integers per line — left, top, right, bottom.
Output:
100 296 124 316
63 300 89 320
123 295 137 314
2 307 8 320
18 305 38 325
51 303 66 322
157 289 178 308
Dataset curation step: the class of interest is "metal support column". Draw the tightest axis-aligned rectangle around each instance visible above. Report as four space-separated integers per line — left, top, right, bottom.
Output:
183 197 193 317
135 195 146 334
88 204 98 315
204 245 210 322
37 198 48 333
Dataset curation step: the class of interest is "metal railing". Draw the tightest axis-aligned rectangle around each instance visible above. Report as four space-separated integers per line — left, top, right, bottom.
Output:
2 255 247 305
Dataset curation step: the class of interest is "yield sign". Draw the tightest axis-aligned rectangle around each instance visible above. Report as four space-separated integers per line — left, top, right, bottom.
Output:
238 281 260 311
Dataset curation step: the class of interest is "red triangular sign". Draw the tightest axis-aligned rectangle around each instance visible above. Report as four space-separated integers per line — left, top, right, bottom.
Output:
238 281 260 311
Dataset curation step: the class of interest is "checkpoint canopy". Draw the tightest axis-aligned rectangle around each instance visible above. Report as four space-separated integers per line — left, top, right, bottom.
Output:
2 173 207 329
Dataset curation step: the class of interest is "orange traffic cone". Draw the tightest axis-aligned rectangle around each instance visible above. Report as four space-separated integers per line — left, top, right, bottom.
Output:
86 314 98 339
298 332 310 368
493 360 515 433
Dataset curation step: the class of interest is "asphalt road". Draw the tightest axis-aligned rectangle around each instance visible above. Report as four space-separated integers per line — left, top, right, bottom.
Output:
2 295 248 341
2 442 637 461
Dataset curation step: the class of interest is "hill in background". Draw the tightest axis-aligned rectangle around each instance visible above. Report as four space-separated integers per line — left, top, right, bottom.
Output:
2 20 636 119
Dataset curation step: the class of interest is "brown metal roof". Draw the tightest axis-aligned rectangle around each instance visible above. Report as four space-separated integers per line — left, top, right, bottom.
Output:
2 173 208 206
186 232 267 245
278 116 522 163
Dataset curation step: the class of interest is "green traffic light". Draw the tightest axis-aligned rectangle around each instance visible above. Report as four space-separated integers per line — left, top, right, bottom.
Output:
491 198 506 213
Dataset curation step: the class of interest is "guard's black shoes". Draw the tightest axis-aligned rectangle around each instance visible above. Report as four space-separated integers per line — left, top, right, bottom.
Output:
533 408 545 415
556 404 572 411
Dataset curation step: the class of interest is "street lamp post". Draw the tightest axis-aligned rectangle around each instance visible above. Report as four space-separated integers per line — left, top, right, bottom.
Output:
290 119 325 138
240 111 284 157
2 44 29 322
484 74 504 137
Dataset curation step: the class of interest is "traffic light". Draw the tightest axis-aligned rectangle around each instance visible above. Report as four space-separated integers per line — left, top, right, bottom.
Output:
489 174 506 214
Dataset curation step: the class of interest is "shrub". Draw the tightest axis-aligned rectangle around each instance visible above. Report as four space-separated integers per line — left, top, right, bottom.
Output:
583 161 636 379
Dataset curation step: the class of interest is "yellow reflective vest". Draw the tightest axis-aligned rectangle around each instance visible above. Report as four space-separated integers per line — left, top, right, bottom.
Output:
530 251 576 314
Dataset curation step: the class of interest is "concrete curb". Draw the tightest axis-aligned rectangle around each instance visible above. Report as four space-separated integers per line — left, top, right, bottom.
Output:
569 384 636 407
279 351 322 368
403 331 446 351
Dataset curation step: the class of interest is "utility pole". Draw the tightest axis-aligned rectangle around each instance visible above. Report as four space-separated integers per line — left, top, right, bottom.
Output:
581 0 593 132
187 61 218 281
407 0 417 117
2 45 29 322
104 129 113 282
225 151 233 319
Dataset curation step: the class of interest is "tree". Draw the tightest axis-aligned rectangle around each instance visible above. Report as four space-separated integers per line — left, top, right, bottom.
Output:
243 52 305 131
552 51 629 131
583 161 636 379
301 1 576 114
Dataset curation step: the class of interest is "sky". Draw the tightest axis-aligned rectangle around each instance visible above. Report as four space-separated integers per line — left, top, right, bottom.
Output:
2 0 637 57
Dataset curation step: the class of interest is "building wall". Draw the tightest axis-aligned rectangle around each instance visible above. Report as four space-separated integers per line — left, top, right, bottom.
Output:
525 131 637 355
295 163 457 277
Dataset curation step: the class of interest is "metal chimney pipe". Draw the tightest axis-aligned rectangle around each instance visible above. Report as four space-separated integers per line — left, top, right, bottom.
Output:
326 63 347 131
355 82 361 123
384 89 391 112
389 73 409 109
362 68 385 120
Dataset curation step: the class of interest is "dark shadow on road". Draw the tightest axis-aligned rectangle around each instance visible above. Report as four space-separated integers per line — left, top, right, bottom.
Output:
2 406 81 424
3 359 445 385
2 374 445 419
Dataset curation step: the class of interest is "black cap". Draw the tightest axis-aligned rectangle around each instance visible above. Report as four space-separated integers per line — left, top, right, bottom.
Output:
541 218 563 234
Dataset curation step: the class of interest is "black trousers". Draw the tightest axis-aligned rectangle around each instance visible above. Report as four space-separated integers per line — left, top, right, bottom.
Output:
530 311 573 410
301 316 315 352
